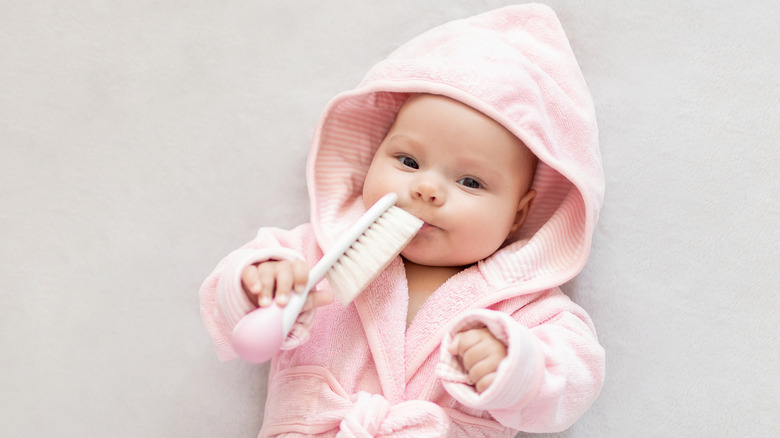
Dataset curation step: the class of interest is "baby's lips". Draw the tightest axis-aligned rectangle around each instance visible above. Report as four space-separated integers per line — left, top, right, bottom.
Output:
418 218 442 230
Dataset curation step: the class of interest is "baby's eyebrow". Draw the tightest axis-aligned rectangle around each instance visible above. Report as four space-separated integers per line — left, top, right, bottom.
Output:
459 155 509 182
458 155 497 173
387 133 426 149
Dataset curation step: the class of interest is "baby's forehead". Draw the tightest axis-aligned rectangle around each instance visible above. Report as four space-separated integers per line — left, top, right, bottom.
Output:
389 93 536 167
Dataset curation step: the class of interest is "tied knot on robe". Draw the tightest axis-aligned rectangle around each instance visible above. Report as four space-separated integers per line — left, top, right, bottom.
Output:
261 368 451 436
337 391 449 437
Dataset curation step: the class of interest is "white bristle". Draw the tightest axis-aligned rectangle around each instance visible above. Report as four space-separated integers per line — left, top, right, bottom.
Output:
273 194 422 339
326 205 423 305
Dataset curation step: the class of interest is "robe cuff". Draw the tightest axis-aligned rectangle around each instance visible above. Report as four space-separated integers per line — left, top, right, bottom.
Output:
437 309 544 410
217 248 316 348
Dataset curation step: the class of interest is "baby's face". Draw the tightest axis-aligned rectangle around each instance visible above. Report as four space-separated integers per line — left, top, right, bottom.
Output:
362 94 535 267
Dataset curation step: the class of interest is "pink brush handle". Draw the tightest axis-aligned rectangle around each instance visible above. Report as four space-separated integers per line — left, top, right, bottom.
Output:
231 305 285 363
231 283 308 363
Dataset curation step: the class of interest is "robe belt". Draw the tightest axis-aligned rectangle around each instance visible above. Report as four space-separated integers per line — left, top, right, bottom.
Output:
336 391 449 437
262 368 450 437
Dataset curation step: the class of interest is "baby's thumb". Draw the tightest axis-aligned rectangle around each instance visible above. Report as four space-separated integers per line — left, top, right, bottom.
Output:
302 289 334 312
448 333 462 356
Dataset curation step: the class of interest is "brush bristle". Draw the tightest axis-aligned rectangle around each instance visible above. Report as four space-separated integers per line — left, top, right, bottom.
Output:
326 206 423 305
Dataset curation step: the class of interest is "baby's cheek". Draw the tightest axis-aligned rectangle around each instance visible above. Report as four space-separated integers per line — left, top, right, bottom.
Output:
462 226 506 260
361 175 381 208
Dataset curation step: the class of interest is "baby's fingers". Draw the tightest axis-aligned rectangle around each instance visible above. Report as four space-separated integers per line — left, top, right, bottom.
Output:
301 289 335 313
273 259 309 306
447 328 507 393
466 355 500 390
474 372 497 394
448 329 483 359
241 265 264 306
241 260 309 308
255 263 279 307
291 259 309 294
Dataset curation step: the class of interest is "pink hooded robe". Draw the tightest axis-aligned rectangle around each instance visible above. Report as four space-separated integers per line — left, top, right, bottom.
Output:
200 4 605 436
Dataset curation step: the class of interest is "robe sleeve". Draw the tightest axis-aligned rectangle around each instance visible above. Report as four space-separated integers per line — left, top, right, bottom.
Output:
199 223 321 362
437 289 604 432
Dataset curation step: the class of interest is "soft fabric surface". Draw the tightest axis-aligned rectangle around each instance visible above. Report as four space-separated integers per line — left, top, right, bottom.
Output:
1 1 778 437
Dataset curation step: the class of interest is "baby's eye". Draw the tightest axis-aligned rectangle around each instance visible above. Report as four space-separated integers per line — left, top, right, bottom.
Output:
398 156 419 169
458 177 482 189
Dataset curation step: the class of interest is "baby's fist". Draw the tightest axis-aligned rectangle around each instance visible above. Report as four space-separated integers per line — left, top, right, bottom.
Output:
448 327 507 393
241 259 309 307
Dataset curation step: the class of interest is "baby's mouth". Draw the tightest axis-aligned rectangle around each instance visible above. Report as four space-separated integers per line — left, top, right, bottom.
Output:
398 206 439 230
419 221 441 231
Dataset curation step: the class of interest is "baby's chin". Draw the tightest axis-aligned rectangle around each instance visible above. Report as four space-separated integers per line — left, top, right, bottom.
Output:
400 248 480 268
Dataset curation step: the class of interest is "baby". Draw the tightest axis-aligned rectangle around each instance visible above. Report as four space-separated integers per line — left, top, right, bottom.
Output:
201 4 604 436
242 93 539 393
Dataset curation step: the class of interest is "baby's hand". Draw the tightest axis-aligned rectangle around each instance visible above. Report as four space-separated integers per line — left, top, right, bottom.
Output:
241 259 309 308
448 327 507 393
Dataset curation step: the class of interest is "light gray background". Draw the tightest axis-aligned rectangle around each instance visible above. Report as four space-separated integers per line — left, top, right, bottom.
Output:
2 1 778 437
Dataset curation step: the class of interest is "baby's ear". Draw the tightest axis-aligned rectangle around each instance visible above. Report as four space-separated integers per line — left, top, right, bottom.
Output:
509 189 537 235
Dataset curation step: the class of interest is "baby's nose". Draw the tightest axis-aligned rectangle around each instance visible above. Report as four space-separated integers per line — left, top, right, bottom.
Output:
412 179 445 205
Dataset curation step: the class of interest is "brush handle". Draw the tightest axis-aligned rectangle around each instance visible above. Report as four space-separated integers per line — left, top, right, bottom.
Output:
231 292 307 364
231 193 399 364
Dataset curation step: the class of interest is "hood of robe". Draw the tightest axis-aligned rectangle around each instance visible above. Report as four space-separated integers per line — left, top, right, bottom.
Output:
306 4 603 293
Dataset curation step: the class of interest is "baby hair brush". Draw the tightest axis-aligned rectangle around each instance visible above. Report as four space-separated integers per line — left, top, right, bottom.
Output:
231 193 422 363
